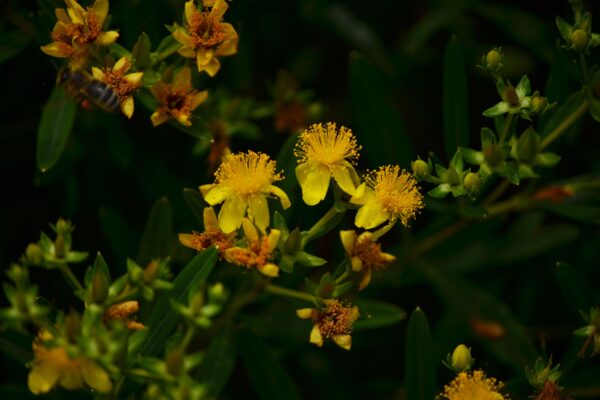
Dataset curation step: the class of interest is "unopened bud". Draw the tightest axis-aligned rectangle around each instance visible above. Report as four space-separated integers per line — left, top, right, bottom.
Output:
450 344 474 372
91 270 109 304
55 218 71 235
485 49 502 70
505 86 520 106
412 159 431 180
463 173 481 197
54 234 66 258
446 167 460 186
284 227 302 254
483 144 504 168
190 292 204 316
26 244 44 265
165 348 185 376
143 261 159 283
209 282 225 300
516 127 541 162
570 29 588 51
531 96 547 114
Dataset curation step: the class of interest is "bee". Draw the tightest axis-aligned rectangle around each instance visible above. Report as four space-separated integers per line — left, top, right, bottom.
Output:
56 67 119 113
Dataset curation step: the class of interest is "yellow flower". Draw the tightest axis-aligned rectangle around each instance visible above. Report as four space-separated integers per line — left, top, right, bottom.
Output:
41 0 119 69
295 122 361 205
150 67 208 127
351 165 424 229
296 299 359 350
91 57 143 118
28 330 112 395
200 151 290 233
340 229 396 291
172 0 239 77
103 301 145 330
223 219 281 277
441 370 507 400
179 207 236 256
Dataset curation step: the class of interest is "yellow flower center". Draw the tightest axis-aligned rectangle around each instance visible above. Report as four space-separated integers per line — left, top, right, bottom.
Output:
189 9 226 49
215 151 282 196
186 229 233 255
367 166 424 226
315 300 354 338
159 86 195 118
225 236 272 268
102 61 135 99
295 122 360 167
354 236 391 271
442 370 506 400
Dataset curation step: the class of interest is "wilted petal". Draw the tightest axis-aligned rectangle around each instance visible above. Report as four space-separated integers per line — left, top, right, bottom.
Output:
191 90 209 110
203 207 219 230
210 0 229 20
41 42 73 58
91 66 105 80
296 308 314 319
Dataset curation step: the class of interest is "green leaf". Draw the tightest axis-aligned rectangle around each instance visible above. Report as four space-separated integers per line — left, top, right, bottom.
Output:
183 188 206 225
36 86 77 172
541 89 585 141
137 197 174 266
137 248 218 356
555 262 597 319
349 52 413 168
0 30 31 64
541 203 600 225
443 36 469 158
197 323 236 398
238 330 303 400
295 251 327 267
404 308 436 400
353 299 406 331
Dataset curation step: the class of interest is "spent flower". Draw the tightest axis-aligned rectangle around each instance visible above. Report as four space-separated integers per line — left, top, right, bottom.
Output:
179 207 236 257
296 299 359 350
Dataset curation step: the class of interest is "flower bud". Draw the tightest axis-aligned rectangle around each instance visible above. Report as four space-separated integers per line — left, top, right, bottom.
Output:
446 166 460 186
504 86 520 106
91 269 109 304
485 49 502 70
165 348 185 376
143 260 159 283
54 234 66 258
55 218 72 235
190 292 204 317
412 159 431 180
516 127 541 162
25 243 44 265
483 144 504 168
531 96 547 114
450 344 474 372
570 29 588 51
284 227 302 254
209 282 225 300
463 173 481 197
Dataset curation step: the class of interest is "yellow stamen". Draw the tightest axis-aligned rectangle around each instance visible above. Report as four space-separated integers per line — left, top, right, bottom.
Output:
295 122 360 167
215 151 282 196
441 370 507 400
189 10 226 49
315 300 355 338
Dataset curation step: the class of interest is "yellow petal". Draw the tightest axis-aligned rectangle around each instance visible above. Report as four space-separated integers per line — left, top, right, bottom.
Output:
210 0 229 20
178 233 195 249
309 325 323 347
184 0 198 26
200 57 221 77
257 262 279 277
91 0 109 26
40 42 73 58
95 30 119 46
351 256 363 272
203 184 231 205
266 185 291 209
358 268 371 291
55 8 70 23
349 182 374 205
173 29 193 48
125 72 144 87
58 364 83 389
66 0 85 25
197 47 213 66
203 207 219 230
339 230 357 255
173 67 192 89
355 201 388 229
178 45 196 58
91 66 105 81
28 362 61 394
150 111 169 127
150 81 167 99
199 183 215 197
372 222 394 241
350 306 360 322
80 360 112 393
241 218 259 243
114 56 130 71
332 334 352 350
120 96 134 119
296 308 314 319
296 162 331 206
218 197 247 233
247 195 269 232
331 164 357 196
267 229 281 252
191 90 209 110
175 113 192 126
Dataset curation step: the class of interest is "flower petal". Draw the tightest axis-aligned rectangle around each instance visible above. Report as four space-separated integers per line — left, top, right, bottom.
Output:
211 0 229 20
80 360 112 393
331 164 357 196
357 268 371 291
95 30 119 46
173 29 193 48
296 162 331 206
309 325 323 347
339 230 357 255
173 67 192 89
332 334 352 350
351 256 363 272
150 111 169 127
40 42 73 58
120 96 134 119
349 183 374 205
203 207 219 230
28 362 61 394
178 45 196 58
58 363 83 389
203 184 231 205
218 197 247 233
191 90 209 110
55 8 70 23
114 56 130 71
91 66 105 81
184 0 198 26
267 229 281 252
241 218 259 243
296 308 314 319
175 113 192 126
266 185 291 209
91 0 109 26
257 262 279 277
201 57 221 77
178 233 196 249
247 195 269 231
125 72 144 87
355 201 388 229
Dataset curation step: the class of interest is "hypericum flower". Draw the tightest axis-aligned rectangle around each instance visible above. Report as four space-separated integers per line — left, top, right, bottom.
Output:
200 151 290 233
172 0 239 77
103 301 145 330
482 76 532 118
351 165 424 230
179 207 236 256
91 57 143 118
28 330 112 395
150 67 208 127
294 122 361 205
223 219 281 277
41 0 119 68
340 229 395 291
296 299 359 350
441 370 507 400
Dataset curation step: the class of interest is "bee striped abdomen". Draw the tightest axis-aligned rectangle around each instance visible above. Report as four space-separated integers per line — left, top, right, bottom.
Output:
85 80 119 112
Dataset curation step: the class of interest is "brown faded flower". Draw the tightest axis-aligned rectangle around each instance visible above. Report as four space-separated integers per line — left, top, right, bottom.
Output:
223 219 281 277
179 207 236 257
91 57 143 118
296 299 359 350
150 67 208 127
340 229 395 291
172 0 238 77
103 301 145 330
41 0 119 69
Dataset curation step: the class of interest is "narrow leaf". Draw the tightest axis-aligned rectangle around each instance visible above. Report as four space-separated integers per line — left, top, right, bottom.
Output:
183 188 206 225
197 323 236 397
405 308 436 400
36 86 77 172
353 299 406 331
137 197 173 266
443 36 469 158
555 262 597 319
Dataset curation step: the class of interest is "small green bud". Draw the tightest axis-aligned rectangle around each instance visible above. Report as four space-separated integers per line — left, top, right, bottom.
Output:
190 292 204 317
463 173 481 197
143 260 159 284
570 29 588 51
54 234 66 258
25 243 44 265
209 282 225 300
412 159 431 180
165 348 185 376
483 144 504 168
284 227 302 254
485 49 502 70
91 269 109 304
446 167 460 186
55 218 72 235
516 127 541 162
504 86 520 106
531 96 547 114
450 344 474 372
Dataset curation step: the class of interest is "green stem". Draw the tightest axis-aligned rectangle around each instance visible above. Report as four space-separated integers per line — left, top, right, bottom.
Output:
265 283 316 303
411 219 469 258
302 206 342 246
180 324 196 351
541 98 589 149
481 179 511 207
58 264 84 292
499 113 514 143
486 196 527 216
580 53 589 84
